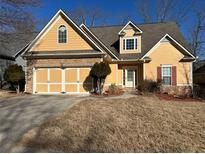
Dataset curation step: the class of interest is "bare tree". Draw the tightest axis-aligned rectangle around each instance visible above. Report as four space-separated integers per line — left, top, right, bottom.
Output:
118 13 132 25
68 6 103 27
190 9 205 58
137 0 152 23
68 6 87 25
89 8 102 27
0 0 41 33
0 0 41 50
136 0 194 25
156 0 175 22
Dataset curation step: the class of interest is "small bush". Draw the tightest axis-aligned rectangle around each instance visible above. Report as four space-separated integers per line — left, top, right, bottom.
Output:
193 84 205 99
138 80 160 93
106 83 123 95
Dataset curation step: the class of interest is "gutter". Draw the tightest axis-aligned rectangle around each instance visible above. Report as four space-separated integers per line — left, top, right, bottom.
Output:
23 52 105 59
0 55 15 61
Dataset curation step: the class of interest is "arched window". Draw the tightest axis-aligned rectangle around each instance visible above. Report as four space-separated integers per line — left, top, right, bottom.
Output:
58 25 67 43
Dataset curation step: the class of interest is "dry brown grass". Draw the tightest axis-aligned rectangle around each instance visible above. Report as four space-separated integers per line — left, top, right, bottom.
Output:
17 95 205 152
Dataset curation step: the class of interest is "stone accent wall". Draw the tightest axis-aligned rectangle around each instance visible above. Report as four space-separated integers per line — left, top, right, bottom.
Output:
25 58 101 93
160 85 193 97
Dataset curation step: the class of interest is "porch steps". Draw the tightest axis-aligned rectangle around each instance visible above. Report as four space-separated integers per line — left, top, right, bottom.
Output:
124 87 137 94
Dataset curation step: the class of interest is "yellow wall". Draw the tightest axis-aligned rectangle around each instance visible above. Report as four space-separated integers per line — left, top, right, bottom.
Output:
105 64 117 85
104 64 122 85
32 15 93 51
120 28 141 54
144 42 192 85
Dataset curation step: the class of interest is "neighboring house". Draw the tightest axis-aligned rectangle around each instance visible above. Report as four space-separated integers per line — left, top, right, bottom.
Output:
194 60 205 85
0 33 37 82
17 9 195 94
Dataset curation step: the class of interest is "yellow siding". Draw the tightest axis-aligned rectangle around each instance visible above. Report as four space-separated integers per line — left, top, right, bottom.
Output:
118 65 123 85
120 29 141 54
105 64 117 85
144 42 192 85
32 15 93 51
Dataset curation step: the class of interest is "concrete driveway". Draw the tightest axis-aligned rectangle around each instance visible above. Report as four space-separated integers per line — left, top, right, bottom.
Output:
0 94 88 152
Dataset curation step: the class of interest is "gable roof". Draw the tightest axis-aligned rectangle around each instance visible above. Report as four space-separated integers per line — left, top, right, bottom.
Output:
118 21 143 34
142 34 195 59
89 22 194 60
21 9 105 56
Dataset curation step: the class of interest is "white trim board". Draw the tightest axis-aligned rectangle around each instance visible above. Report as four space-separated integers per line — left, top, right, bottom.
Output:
80 24 119 60
118 21 143 35
21 9 105 56
141 34 196 59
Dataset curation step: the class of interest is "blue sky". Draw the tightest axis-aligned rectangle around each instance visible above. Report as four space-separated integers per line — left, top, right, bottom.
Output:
31 0 205 41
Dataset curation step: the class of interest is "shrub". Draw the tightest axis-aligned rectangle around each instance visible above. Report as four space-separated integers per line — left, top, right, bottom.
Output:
138 79 160 93
107 83 123 95
193 84 205 99
90 62 111 94
4 64 25 93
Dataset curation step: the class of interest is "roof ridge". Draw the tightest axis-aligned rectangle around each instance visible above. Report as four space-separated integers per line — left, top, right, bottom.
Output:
89 24 124 28
89 21 176 29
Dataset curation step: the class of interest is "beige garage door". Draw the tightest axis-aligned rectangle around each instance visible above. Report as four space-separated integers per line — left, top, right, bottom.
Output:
34 67 92 94
35 68 62 93
65 68 92 93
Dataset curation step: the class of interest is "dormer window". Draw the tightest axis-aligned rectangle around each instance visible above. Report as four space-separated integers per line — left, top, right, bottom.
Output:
58 25 67 43
123 37 137 50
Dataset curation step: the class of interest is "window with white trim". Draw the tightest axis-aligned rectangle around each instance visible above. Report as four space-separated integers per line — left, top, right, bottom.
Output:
58 25 67 43
161 65 172 85
123 37 137 50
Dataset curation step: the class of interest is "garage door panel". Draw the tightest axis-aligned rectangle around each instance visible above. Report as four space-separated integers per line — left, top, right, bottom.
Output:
36 69 48 83
50 84 62 92
36 84 48 92
65 69 77 82
65 84 78 92
50 69 62 83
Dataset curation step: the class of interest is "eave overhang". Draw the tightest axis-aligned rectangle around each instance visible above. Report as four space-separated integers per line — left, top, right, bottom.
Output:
23 52 105 59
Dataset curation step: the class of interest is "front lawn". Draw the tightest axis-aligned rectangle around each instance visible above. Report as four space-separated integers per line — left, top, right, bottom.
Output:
16 95 205 152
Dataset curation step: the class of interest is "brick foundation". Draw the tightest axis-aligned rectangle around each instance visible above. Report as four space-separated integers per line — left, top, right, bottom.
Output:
160 85 193 97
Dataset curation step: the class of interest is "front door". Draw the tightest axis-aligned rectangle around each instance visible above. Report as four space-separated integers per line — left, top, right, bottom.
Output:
125 69 135 87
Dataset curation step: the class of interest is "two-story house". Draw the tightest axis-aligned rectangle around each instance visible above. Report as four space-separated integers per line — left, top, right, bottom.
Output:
17 10 195 94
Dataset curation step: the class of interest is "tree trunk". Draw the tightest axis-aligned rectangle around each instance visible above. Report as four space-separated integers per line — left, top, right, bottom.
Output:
99 78 102 94
97 78 100 94
16 83 20 94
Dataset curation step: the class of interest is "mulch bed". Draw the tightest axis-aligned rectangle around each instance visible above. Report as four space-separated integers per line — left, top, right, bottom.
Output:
155 93 204 102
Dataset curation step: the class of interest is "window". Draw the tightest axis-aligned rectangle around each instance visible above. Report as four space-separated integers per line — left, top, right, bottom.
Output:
123 37 137 50
58 25 67 43
162 65 172 85
126 39 134 50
